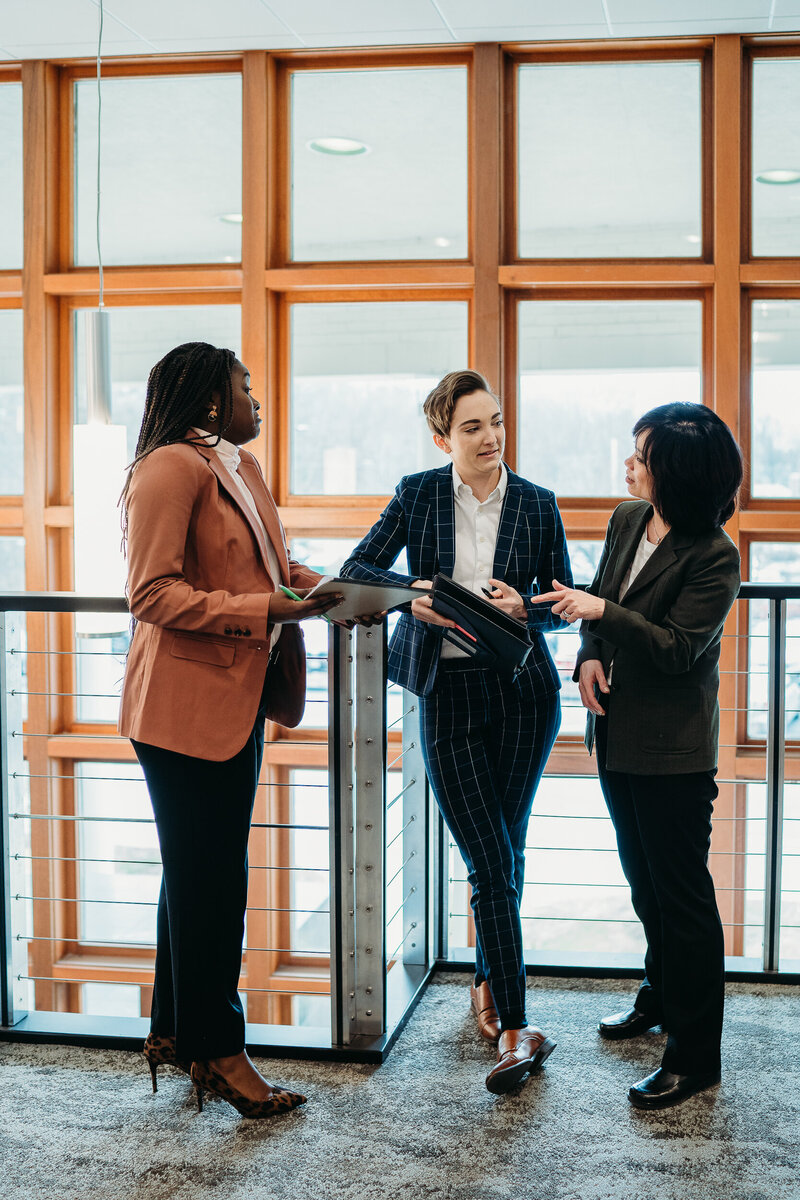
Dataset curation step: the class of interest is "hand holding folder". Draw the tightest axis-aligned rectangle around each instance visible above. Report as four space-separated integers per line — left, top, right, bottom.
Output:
429 574 533 680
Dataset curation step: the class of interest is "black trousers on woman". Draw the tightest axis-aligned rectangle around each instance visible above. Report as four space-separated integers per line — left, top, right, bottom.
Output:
595 718 725 1075
132 688 269 1062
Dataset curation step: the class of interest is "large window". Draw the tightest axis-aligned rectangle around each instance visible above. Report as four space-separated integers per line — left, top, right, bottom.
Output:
0 310 23 494
291 67 468 261
290 301 469 494
74 73 242 265
751 58 800 257
7 36 800 1028
750 300 800 498
517 60 703 258
517 299 703 495
0 81 23 268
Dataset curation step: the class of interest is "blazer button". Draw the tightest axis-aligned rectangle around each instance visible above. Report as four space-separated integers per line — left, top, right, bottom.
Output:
224 626 232 635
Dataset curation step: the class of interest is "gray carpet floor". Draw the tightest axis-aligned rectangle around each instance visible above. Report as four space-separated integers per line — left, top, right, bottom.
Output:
1 973 798 1200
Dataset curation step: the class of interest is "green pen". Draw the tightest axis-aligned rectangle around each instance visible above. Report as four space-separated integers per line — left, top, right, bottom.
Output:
279 583 333 623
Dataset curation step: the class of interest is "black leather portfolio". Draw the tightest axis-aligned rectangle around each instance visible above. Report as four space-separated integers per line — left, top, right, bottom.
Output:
430 573 533 680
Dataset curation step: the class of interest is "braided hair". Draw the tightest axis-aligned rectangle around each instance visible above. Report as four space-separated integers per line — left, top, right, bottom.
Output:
120 341 237 521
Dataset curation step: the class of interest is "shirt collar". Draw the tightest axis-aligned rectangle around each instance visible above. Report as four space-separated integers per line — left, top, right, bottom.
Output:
191 427 240 472
452 461 507 504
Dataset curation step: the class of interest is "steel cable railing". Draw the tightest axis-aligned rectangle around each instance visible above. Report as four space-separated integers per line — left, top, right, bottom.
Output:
2 583 799 1056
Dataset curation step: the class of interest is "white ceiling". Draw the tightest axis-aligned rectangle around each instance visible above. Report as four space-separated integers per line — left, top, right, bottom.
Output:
1 0 800 60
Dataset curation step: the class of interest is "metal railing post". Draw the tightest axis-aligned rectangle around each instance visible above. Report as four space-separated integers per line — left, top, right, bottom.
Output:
328 623 355 1045
398 693 427 968
350 623 387 1038
763 597 786 972
0 611 27 1027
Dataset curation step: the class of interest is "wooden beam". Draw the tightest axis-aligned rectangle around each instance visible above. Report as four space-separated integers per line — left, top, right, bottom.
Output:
241 51 269 478
43 267 242 294
471 44 503 394
264 265 474 290
499 263 716 286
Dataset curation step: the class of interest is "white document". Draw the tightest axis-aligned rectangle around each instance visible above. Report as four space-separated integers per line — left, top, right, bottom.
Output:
304 576 426 621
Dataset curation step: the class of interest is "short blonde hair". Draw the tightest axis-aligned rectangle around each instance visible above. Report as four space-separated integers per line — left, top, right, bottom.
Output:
422 369 500 439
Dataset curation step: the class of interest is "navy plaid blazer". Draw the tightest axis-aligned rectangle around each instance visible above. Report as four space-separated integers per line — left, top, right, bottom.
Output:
341 464 573 697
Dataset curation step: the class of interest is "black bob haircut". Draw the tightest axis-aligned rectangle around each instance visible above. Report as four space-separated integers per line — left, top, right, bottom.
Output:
632 402 743 534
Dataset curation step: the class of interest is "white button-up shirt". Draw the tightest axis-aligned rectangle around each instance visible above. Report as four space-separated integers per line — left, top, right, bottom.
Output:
440 462 507 660
192 428 283 650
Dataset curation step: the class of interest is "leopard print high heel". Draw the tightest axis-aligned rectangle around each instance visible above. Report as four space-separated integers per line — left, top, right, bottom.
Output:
190 1060 307 1119
142 1033 192 1093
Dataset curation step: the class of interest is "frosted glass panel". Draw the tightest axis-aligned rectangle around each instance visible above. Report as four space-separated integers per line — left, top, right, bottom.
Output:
752 59 800 256
290 302 468 494
292 68 467 261
0 310 23 494
74 305 241 462
75 74 242 265
518 300 702 496
518 61 702 258
0 83 22 267
751 301 800 498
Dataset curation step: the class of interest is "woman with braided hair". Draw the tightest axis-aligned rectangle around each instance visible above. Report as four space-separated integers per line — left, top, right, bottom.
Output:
119 341 341 1118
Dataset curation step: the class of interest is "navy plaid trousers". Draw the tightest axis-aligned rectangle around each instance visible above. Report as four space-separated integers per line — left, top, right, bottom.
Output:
421 661 560 1028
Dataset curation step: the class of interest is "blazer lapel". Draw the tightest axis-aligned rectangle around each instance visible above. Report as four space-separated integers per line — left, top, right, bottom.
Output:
605 503 649 601
492 472 523 581
238 456 291 583
434 468 456 576
194 442 285 582
621 531 692 603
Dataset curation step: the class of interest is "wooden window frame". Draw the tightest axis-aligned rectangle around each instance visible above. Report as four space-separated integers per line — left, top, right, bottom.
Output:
10 34 800 1014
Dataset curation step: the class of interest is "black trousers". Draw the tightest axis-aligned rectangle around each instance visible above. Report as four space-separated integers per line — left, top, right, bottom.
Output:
132 690 268 1062
595 718 724 1075
420 661 560 1029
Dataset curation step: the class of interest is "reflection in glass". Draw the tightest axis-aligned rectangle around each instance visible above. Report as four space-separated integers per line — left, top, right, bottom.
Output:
290 540 408 732
0 536 24 590
83 982 141 1018
289 769 330 957
546 540 604 737
77 763 159 945
518 61 701 258
291 302 468 494
747 542 800 742
75 75 242 266
292 68 467 261
752 60 800 257
74 305 241 463
751 301 800 497
744 783 800 969
0 83 22 268
0 311 23 494
449 775 643 961
518 300 702 496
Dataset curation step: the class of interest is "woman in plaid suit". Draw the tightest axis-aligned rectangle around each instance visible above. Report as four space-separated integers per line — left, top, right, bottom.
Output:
341 370 572 1094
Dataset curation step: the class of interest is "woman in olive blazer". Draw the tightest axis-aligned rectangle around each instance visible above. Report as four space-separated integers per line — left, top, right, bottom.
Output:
535 402 743 1112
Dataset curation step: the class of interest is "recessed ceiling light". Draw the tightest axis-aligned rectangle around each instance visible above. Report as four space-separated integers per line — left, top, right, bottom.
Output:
755 169 800 185
219 213 243 224
434 236 452 248
307 137 369 156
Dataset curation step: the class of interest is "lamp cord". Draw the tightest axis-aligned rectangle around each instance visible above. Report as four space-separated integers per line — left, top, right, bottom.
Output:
96 0 104 309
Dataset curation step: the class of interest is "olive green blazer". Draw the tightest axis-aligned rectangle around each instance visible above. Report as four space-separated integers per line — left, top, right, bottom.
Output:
574 500 740 775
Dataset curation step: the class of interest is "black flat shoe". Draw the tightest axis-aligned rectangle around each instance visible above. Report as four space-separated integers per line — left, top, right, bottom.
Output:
598 1007 664 1040
628 1067 721 1110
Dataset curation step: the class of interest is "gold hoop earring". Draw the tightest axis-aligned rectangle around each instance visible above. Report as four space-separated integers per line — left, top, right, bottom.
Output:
207 405 218 423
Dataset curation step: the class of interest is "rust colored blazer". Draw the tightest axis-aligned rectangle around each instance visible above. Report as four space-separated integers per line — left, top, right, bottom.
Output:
118 440 320 761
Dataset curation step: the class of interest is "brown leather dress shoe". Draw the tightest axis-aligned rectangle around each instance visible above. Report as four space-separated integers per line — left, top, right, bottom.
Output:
470 981 501 1043
485 1025 556 1095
